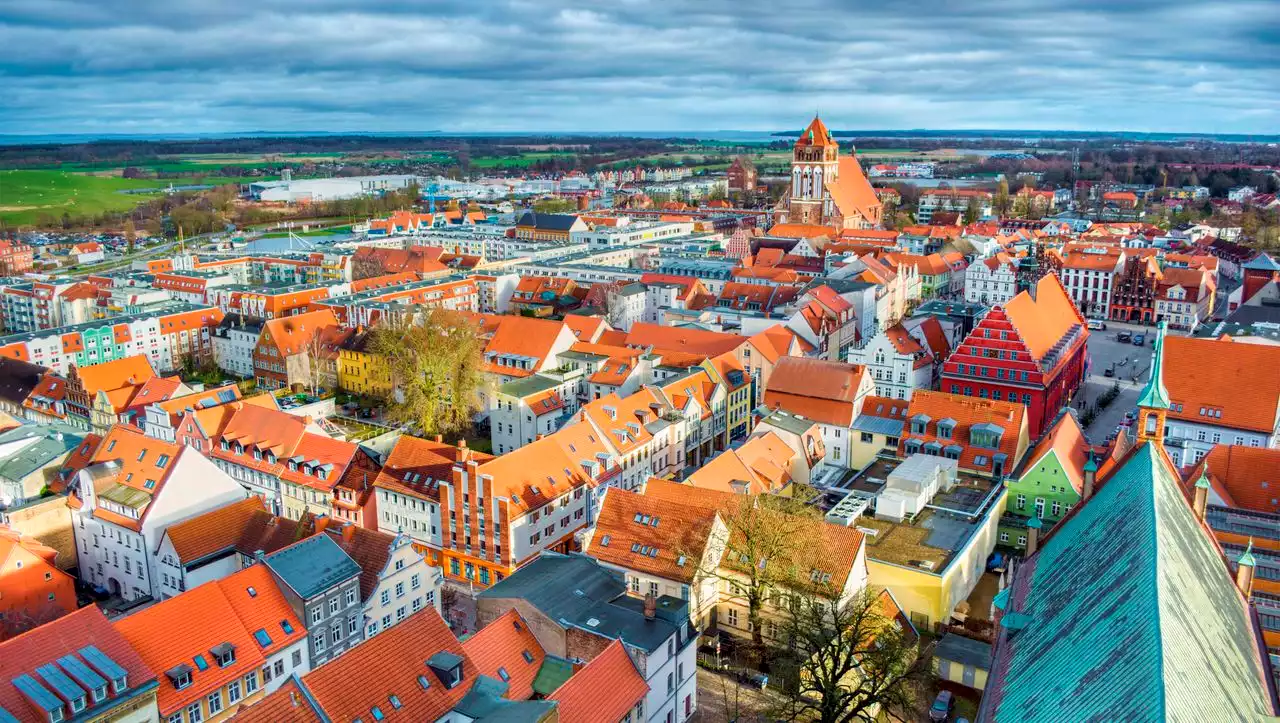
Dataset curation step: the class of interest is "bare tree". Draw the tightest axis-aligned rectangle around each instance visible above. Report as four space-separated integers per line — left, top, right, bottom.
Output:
771 588 932 723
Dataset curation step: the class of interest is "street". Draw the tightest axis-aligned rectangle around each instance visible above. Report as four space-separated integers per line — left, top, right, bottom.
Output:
1079 319 1167 444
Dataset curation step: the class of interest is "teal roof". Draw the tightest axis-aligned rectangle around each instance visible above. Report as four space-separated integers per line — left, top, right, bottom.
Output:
1135 321 1171 411
264 534 360 600
530 656 575 697
1083 454 1098 473
981 443 1274 722
1239 540 1256 568
1026 517 1043 530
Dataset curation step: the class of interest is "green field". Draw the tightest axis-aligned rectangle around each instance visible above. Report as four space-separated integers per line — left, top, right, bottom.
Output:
0 169 166 225
258 225 352 238
468 151 577 169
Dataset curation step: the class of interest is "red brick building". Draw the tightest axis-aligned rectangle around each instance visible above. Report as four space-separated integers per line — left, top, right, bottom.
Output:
0 240 34 276
1110 255 1161 323
727 156 757 193
940 275 1088 438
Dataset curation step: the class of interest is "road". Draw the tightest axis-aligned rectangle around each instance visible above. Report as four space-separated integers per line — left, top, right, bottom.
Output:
1079 319 1176 444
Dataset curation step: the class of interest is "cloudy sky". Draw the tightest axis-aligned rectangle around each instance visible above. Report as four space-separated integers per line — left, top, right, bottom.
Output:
2 0 1278 136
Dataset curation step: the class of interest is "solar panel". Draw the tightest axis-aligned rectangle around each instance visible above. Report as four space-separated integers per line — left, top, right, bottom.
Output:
11 674 62 713
35 663 85 704
79 646 127 683
56 655 106 693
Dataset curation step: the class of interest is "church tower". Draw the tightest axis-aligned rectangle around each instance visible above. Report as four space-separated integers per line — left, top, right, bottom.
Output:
788 116 840 224
1135 320 1171 444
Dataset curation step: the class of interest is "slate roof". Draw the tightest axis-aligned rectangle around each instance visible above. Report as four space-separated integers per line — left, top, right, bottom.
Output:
0 357 46 406
981 443 1276 722
515 212 580 232
264 534 360 600
0 424 83 484
477 553 680 654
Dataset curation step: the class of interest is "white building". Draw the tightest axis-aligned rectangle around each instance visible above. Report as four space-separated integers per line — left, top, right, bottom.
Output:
848 324 936 401
472 273 520 314
1059 250 1125 319
211 315 262 379
572 221 695 249
250 175 419 203
964 253 1019 306
71 427 248 603
354 530 444 639
917 190 993 224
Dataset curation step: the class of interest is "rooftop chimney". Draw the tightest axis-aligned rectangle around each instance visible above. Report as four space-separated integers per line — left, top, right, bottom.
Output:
1082 453 1098 501
1237 540 1256 597
643 593 656 621
458 439 467 449
1025 517 1042 557
434 434 443 443
1192 465 1211 521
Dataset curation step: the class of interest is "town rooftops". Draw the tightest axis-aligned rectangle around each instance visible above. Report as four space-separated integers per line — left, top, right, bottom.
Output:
0 357 46 406
1015 411 1090 494
373 435 490 502
1163 335 1280 434
264 533 360 600
849 456 1004 571
0 606 155 723
459 609 546 702
1184 445 1280 514
162 496 313 567
0 423 84 488
763 356 867 427
547 638 648 723
587 487 719 584
515 212 581 231
477 552 687 655
1000 274 1085 361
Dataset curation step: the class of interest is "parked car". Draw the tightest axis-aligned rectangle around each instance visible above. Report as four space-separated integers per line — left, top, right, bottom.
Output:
733 669 769 689
930 690 955 721
1117 331 1132 342
1132 334 1146 346
1087 319 1107 331
1104 367 1115 377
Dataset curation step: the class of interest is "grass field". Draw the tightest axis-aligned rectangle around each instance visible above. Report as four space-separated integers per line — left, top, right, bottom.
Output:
468 151 577 168
0 169 165 225
257 225 352 238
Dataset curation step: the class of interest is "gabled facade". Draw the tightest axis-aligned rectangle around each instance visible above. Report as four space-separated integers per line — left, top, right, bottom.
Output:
848 323 936 401
998 411 1090 551
70 426 248 603
941 275 1088 437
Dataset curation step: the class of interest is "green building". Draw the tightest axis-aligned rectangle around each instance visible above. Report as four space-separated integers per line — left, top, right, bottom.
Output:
998 411 1091 551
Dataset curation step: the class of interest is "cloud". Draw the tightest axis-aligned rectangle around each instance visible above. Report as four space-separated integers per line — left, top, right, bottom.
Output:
0 0 1277 134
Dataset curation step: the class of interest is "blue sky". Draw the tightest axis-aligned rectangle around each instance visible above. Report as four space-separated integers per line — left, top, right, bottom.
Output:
1 0 1277 135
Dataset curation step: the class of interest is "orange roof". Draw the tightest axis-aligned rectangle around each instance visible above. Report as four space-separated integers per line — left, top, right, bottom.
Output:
763 357 866 427
884 324 933 369
0 607 155 720
900 390 1026 472
298 609 474 722
114 566 300 716
795 115 837 147
624 322 744 357
146 383 241 421
460 609 546 701
747 324 802 364
588 487 719 583
79 426 183 526
1164 336 1280 434
683 431 796 496
768 223 836 239
75 354 156 397
1019 412 1090 494
229 678 321 723
374 436 491 502
1000 274 1084 361
548 639 648 722
1185 445 1280 514
912 316 951 358
861 395 910 419
260 309 340 357
562 314 606 342
483 315 571 363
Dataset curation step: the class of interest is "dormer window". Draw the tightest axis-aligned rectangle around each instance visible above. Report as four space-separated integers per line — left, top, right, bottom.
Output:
166 664 193 690
220 439 230 451
111 676 126 694
211 642 237 668
71 696 86 714
253 448 262 461
92 685 107 703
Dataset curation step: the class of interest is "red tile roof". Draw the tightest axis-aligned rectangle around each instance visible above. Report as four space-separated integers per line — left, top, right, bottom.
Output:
548 639 647 722
763 357 867 426
1185 445 1280 514
899 390 1026 473
0 606 155 722
460 609 546 701
373 436 491 502
298 609 474 723
229 678 322 723
1001 274 1085 361
588 488 719 583
1019 412 1090 494
1164 336 1280 434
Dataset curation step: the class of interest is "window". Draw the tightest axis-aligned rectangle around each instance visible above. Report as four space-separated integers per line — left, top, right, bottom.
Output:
310 607 322 624
345 587 357 606
1052 501 1061 517
313 631 326 652
1018 535 1027 546
727 608 739 627
243 672 259 694
380 589 391 606
228 680 241 704
397 606 407 622
329 596 340 614
411 574 421 590
999 532 1009 543
207 690 222 715
395 582 405 598
1016 494 1026 511
186 702 203 723
167 713 183 723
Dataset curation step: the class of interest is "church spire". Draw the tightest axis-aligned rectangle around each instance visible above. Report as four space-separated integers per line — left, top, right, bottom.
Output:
1136 321 1171 444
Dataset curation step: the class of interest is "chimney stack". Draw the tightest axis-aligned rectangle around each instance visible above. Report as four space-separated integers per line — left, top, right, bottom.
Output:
643 593 656 621
1082 453 1098 501
458 439 467 449
1192 465 1211 521
1237 540 1256 597
1025 517 1042 557
434 434 443 443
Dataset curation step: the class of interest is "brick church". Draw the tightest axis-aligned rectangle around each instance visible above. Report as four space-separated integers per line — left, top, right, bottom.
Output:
773 116 883 230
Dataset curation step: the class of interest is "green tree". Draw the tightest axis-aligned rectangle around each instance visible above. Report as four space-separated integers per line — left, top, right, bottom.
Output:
771 588 932 723
366 308 488 437
963 196 982 225
532 198 577 214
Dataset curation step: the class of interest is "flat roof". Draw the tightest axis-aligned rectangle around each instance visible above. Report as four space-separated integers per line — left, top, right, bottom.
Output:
850 456 1002 571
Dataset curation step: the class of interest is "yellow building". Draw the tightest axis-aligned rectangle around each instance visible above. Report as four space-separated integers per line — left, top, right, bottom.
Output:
852 457 1008 630
701 354 752 446
337 333 392 399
